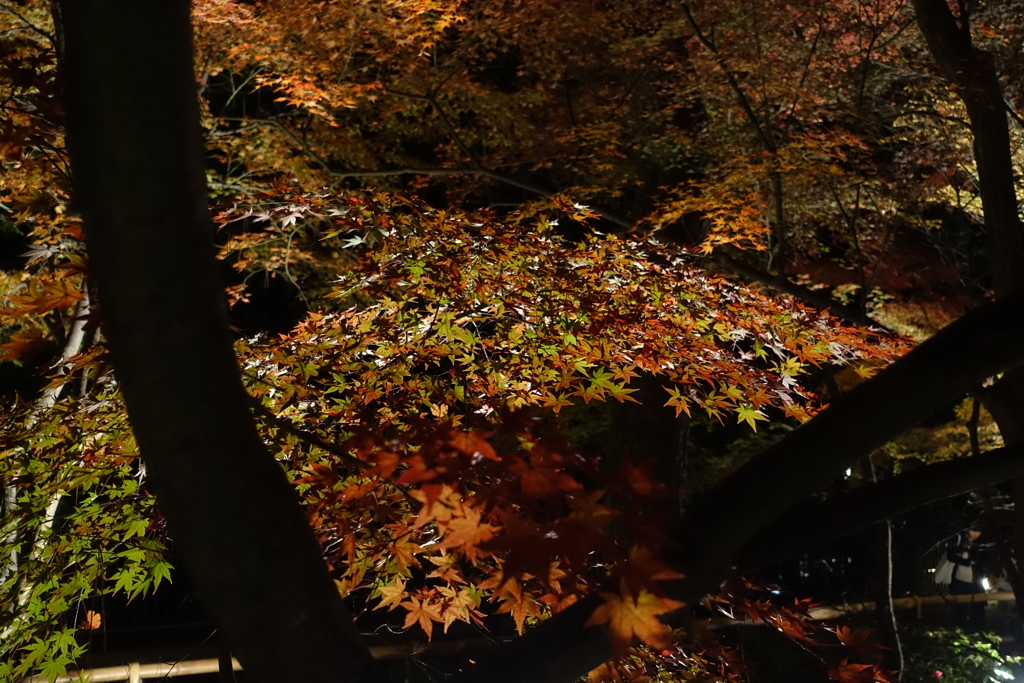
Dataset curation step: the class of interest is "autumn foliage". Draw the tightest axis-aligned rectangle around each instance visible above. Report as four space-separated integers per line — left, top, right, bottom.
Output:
2 0 1017 681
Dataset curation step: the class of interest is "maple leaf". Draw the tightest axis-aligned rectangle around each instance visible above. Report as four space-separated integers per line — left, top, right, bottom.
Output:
80 610 101 630
509 455 581 496
439 507 499 562
448 430 498 461
365 449 400 479
828 659 876 683
411 484 465 527
834 625 886 656
375 577 406 611
437 584 483 632
426 549 465 584
736 404 769 431
401 596 442 640
0 327 49 362
616 545 684 595
585 580 685 658
496 590 543 635
537 591 580 613
619 459 666 498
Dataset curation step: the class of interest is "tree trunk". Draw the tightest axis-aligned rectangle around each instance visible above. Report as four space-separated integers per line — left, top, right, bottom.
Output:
913 0 1024 614
55 2 377 681
607 373 690 520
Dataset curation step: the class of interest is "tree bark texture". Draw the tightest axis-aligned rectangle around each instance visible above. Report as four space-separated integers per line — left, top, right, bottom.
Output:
56 3 377 681
912 0 1024 297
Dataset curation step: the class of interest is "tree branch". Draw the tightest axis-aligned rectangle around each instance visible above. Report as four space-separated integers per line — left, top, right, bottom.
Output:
708 252 885 328
913 0 1024 297
0 2 53 43
453 293 1024 683
680 4 776 154
737 442 1024 572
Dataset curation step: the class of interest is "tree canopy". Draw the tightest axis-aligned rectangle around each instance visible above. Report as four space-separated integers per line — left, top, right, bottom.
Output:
2 1 1024 682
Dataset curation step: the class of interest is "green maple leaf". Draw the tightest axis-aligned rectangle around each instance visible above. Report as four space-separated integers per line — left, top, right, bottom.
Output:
37 654 71 683
736 404 768 431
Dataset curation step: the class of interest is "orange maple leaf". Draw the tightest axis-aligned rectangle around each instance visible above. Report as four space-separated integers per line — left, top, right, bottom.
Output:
390 538 422 573
439 507 499 562
835 625 886 656
0 327 48 362
496 590 543 635
448 430 498 461
585 580 684 658
81 609 102 630
375 577 406 611
411 484 465 527
401 596 442 640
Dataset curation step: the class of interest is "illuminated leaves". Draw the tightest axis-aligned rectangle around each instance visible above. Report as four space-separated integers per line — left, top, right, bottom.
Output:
1 277 84 318
736 404 769 431
438 507 499 563
80 610 101 631
229 191 902 433
401 596 443 640
0 0 952 679
833 625 886 657
586 580 685 658
376 577 407 611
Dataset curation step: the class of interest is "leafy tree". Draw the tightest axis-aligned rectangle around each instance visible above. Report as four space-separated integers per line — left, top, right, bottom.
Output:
4 1 1024 683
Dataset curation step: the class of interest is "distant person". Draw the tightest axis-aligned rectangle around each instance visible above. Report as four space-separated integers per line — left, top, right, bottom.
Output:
948 528 986 631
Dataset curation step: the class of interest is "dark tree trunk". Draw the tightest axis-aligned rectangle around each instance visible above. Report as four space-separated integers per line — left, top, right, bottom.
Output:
55 2 377 681
608 373 690 520
913 0 1024 614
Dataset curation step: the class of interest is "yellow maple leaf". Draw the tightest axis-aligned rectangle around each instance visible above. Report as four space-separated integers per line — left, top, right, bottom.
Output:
375 577 406 611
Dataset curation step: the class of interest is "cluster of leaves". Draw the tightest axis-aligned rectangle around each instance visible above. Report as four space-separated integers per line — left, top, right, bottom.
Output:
0 0 997 680
586 578 897 683
225 190 901 424
0 378 172 681
901 627 1022 683
221 190 901 648
187 0 950 275
0 186 905 677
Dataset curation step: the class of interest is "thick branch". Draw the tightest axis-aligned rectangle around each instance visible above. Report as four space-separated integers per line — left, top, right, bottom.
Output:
710 253 881 328
737 442 1024 571
56 3 376 681
913 0 1024 615
454 294 1024 683
913 0 1024 297
684 294 1024 584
